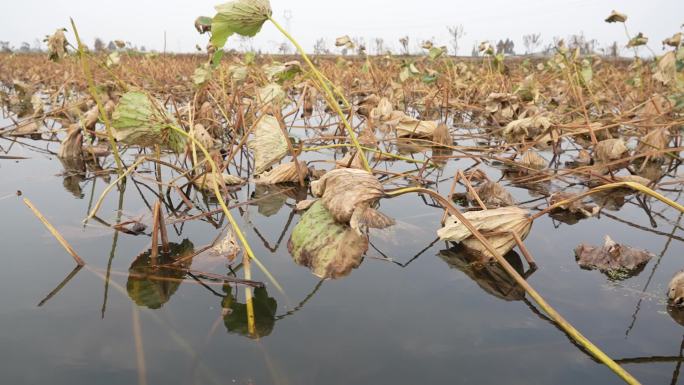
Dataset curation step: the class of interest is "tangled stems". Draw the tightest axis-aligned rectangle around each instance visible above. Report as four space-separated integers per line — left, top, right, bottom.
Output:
69 18 125 176
267 16 371 173
386 186 641 385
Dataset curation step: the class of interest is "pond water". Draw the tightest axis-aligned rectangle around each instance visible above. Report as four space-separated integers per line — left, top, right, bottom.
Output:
0 120 683 385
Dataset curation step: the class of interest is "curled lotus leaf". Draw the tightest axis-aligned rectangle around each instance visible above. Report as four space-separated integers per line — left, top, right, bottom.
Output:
247 114 289 174
111 91 186 152
311 168 393 232
211 0 272 49
438 207 532 260
288 200 368 279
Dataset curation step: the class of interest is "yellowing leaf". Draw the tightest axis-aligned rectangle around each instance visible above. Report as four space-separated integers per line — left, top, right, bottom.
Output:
247 114 288 174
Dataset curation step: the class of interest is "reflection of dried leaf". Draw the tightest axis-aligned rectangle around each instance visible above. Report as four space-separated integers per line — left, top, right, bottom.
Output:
438 207 531 260
211 230 240 261
222 286 276 338
470 181 515 208
248 115 288 174
254 161 308 184
127 240 194 309
288 201 368 279
311 168 391 232
439 247 526 301
574 235 653 280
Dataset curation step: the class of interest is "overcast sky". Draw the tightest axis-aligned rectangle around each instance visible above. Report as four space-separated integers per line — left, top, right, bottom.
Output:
1 0 682 55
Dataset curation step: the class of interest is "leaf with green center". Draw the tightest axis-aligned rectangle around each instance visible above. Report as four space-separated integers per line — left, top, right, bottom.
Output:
210 0 272 49
111 91 186 152
247 114 288 174
287 201 368 279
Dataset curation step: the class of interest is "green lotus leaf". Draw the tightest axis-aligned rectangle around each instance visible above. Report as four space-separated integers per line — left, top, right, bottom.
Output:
112 91 186 152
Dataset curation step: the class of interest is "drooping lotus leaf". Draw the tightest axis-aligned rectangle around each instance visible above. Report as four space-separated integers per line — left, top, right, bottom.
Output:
221 285 277 338
288 200 368 279
111 91 186 152
211 0 272 50
126 239 194 309
247 114 288 174
438 207 532 260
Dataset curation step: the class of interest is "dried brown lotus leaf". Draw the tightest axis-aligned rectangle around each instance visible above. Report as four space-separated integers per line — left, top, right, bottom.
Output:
311 168 390 230
288 201 367 279
211 230 240 262
549 192 598 217
520 150 546 170
653 52 677 86
432 123 452 146
594 138 628 163
58 125 83 159
668 271 684 306
370 97 393 121
636 127 669 161
335 152 367 170
396 116 438 138
194 172 244 190
248 115 289 174
254 161 308 184
574 235 653 280
503 114 552 140
605 10 627 23
192 123 217 151
470 181 515 209
438 207 532 260
350 206 396 233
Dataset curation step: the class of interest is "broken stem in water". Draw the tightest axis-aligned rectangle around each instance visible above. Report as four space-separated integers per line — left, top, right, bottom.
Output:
24 197 85 266
386 186 641 385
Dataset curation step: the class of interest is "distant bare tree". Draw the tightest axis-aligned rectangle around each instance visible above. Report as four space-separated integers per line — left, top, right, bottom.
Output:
94 38 105 52
374 38 384 55
0 41 12 53
353 37 366 55
313 38 329 55
608 41 619 57
471 42 479 57
447 25 465 56
107 41 117 51
522 33 542 54
496 39 515 55
569 33 598 55
19 42 31 53
399 36 410 55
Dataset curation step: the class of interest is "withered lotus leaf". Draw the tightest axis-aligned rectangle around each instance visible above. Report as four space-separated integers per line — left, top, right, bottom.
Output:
438 207 532 260
288 201 368 279
311 168 393 232
247 114 289 174
254 161 308 184
574 235 654 280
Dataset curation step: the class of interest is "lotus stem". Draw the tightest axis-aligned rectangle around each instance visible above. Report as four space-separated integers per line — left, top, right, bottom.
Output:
268 16 371 172
386 186 641 385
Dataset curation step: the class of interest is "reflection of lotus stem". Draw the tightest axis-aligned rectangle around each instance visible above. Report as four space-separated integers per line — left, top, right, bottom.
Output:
268 16 371 173
167 125 284 296
530 181 684 221
69 18 124 176
386 186 641 385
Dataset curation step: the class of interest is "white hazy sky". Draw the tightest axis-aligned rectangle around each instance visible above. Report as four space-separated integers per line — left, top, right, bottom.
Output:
1 0 682 55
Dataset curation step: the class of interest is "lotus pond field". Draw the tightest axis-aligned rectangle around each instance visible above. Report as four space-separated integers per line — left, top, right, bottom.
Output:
0 2 683 384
